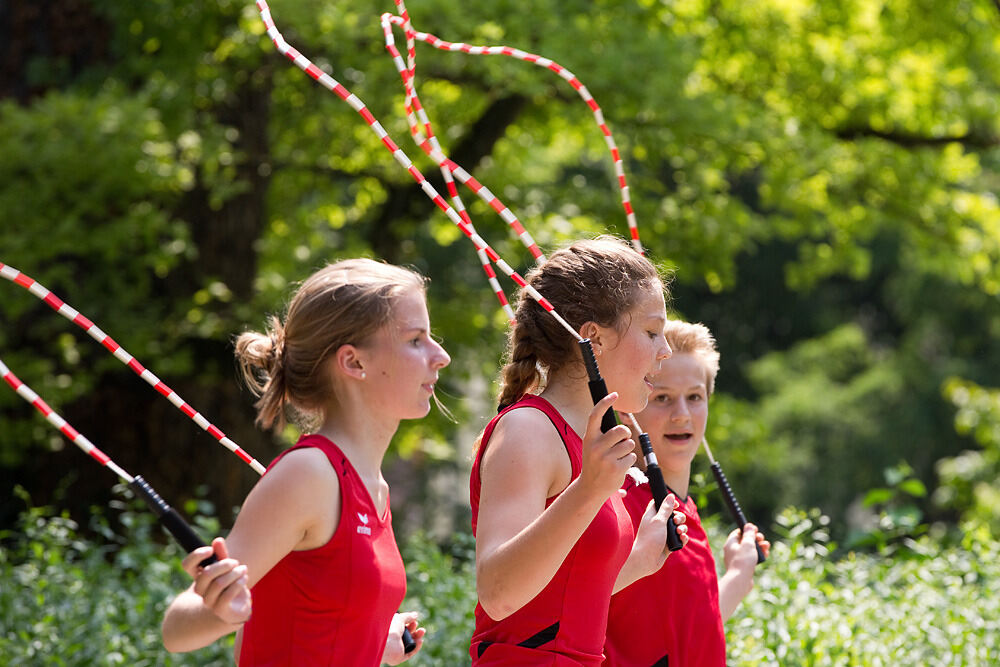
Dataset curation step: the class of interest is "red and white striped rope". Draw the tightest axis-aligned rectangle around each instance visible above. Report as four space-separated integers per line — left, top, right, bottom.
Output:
380 8 534 322
254 0 580 340
383 8 642 254
0 262 266 475
382 8 546 264
1 356 134 483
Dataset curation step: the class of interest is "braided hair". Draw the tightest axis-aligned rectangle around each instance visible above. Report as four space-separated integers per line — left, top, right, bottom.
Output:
496 236 667 410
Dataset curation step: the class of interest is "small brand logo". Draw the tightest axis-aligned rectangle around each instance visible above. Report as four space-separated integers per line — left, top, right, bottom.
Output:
356 512 371 535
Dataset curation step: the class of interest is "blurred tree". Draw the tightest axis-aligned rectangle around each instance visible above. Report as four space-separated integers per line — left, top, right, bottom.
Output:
1 0 999 540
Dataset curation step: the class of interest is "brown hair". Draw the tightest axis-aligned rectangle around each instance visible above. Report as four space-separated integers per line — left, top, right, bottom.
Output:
497 236 667 409
662 320 720 395
234 259 426 431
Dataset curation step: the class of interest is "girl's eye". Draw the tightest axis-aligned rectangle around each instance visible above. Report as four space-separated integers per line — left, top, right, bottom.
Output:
653 394 669 403
411 337 422 346
689 393 704 402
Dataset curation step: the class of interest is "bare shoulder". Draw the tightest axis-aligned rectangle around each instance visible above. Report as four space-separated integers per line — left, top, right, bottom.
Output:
238 447 341 544
481 406 570 495
259 447 339 499
226 447 343 581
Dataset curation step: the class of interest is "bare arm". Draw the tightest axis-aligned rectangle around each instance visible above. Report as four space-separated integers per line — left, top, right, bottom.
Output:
162 448 340 652
476 394 637 620
718 524 770 622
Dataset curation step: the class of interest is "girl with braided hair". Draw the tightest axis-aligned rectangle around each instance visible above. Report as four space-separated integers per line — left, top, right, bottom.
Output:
469 236 689 665
161 258 450 666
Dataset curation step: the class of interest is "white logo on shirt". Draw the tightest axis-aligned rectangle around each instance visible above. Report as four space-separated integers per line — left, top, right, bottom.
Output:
357 512 372 535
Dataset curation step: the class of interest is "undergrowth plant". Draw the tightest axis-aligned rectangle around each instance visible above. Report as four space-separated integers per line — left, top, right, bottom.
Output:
1 497 996 665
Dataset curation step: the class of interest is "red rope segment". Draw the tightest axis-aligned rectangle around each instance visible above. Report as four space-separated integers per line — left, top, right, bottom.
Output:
254 0 580 340
1 356 134 482
381 10 546 263
380 10 531 322
0 262 267 475
383 8 642 254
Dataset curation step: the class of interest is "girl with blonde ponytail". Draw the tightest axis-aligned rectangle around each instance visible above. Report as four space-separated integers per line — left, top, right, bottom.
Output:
162 259 450 666
469 237 689 665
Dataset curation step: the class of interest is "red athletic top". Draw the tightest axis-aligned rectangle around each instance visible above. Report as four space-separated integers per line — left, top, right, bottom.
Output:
603 476 726 667
469 395 634 666
238 434 406 667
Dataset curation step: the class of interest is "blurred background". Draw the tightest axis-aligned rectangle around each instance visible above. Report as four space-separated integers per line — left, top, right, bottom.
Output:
1 0 998 664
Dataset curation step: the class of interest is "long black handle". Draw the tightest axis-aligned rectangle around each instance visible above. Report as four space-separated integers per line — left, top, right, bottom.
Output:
709 462 766 564
578 339 682 551
637 433 684 552
129 475 218 567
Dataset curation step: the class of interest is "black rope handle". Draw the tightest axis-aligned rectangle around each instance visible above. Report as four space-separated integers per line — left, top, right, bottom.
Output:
709 462 766 564
578 339 683 551
129 475 219 567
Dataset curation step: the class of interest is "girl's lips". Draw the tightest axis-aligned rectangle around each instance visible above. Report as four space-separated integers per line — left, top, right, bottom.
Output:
666 433 693 443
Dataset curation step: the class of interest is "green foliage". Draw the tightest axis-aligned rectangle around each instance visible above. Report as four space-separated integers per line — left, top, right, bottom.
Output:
399 531 478 665
727 508 1000 666
937 377 1000 533
2 498 998 666
707 323 967 532
0 490 232 666
845 461 928 553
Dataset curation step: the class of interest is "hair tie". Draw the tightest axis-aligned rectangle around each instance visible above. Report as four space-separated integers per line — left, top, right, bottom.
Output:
267 328 286 371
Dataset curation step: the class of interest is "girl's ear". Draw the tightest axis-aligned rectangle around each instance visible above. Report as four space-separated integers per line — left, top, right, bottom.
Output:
578 321 605 353
333 344 366 381
578 321 600 342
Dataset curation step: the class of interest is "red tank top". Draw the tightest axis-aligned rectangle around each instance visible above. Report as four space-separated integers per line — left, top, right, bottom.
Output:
238 434 406 667
603 477 726 667
469 395 634 666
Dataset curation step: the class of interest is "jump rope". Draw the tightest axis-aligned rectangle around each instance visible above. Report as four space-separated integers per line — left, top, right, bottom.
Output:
0 260 419 650
1 0 765 652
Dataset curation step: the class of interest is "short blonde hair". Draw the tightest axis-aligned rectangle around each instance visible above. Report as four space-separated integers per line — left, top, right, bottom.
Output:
663 320 720 395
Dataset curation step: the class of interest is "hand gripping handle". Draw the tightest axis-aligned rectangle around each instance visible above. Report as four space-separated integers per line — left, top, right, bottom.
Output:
579 341 620 433
578 339 683 551
129 475 218 567
637 433 684 552
709 462 766 564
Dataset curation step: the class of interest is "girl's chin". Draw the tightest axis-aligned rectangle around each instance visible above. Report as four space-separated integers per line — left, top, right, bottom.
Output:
403 401 433 420
613 392 648 415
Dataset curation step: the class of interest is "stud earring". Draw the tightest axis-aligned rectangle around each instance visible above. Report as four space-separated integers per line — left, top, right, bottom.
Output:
360 371 366 380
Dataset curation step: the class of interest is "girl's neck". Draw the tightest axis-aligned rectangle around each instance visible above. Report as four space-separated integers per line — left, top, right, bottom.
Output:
538 363 594 437
315 404 398 480
661 466 690 500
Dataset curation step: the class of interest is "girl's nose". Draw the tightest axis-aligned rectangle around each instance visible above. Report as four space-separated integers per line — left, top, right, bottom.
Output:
432 340 451 369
